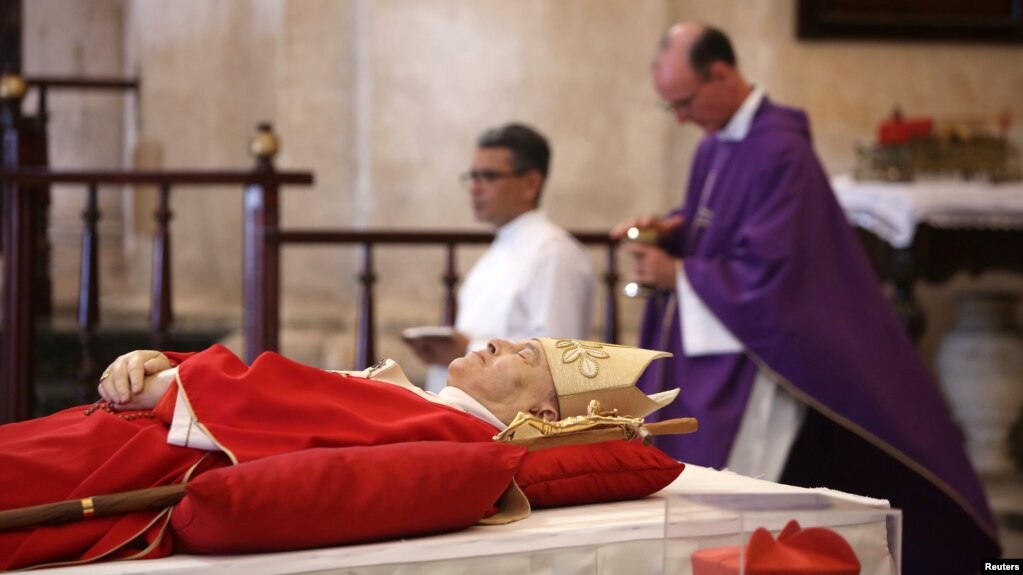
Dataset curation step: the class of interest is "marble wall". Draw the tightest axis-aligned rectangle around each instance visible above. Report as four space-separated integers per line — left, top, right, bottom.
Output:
23 0 1023 373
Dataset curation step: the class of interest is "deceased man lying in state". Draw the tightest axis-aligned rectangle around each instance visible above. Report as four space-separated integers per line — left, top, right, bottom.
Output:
0 338 681 570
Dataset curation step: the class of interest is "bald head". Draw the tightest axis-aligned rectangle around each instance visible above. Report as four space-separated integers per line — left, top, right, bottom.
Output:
652 22 750 133
655 23 702 71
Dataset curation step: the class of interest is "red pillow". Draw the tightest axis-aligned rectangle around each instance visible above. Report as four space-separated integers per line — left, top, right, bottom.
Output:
515 440 684 508
171 441 526 554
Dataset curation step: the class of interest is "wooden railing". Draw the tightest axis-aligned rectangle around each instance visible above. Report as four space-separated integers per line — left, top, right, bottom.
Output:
0 118 314 423
9 75 141 316
264 229 622 370
0 75 625 424
21 76 139 137
24 76 139 121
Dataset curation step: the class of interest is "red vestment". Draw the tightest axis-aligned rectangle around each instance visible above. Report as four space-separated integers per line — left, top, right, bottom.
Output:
0 345 498 570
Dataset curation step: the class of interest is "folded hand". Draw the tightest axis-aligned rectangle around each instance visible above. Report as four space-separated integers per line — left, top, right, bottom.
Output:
97 350 174 410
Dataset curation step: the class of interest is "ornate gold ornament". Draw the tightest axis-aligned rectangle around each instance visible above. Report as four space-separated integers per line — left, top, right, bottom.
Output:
493 399 647 442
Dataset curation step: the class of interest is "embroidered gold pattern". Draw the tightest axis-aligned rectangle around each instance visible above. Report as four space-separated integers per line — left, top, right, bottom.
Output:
494 400 645 441
555 339 610 378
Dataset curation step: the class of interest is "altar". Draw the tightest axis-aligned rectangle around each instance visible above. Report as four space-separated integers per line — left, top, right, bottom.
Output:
26 465 899 575
831 173 1023 341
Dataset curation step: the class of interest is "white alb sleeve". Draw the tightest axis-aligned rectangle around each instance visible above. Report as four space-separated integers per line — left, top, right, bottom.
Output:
676 263 743 356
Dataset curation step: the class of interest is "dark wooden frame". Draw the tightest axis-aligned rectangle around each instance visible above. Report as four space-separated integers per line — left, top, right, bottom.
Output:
797 0 1023 43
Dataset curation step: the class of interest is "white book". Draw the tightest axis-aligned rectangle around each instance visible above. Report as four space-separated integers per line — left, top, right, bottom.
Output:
401 326 456 341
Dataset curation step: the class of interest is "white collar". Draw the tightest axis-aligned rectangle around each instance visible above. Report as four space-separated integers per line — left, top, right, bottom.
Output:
495 209 543 241
437 386 507 430
330 361 506 430
717 86 765 142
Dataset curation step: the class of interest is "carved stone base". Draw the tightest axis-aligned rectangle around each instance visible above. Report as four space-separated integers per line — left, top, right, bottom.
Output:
937 292 1023 475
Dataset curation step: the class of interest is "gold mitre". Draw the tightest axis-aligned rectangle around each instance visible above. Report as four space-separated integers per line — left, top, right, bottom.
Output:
537 338 679 419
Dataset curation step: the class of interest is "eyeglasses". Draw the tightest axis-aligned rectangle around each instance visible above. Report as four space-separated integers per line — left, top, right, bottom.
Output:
459 169 527 185
658 82 705 114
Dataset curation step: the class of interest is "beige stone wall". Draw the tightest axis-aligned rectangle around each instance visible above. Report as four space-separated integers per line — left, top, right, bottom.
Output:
24 0 1023 375
23 0 128 309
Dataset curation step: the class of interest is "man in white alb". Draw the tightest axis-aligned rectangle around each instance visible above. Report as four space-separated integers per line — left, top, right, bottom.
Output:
405 123 595 393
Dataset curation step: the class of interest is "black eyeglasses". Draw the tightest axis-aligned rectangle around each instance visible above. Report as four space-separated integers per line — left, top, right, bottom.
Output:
657 82 705 114
459 169 527 185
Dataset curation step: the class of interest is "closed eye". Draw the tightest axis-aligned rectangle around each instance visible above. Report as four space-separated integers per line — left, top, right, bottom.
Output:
520 343 538 365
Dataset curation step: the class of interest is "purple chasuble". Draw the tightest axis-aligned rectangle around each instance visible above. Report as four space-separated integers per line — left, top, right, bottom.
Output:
638 98 999 570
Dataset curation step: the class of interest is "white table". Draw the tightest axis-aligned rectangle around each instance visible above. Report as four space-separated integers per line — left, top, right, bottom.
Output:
30 465 898 575
832 173 1023 249
831 174 1023 341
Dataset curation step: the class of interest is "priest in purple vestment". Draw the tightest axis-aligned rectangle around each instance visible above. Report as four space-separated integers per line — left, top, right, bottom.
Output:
612 21 1000 572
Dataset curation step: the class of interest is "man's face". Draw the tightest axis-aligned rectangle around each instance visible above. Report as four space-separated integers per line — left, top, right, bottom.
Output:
447 338 559 425
652 28 732 133
466 147 537 227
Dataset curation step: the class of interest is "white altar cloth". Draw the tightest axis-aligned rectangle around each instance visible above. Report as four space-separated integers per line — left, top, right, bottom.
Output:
28 464 895 575
832 173 1023 248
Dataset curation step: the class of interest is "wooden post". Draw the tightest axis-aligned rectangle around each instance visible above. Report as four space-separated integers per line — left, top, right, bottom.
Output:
0 72 35 422
76 183 101 399
31 82 52 317
891 247 925 342
243 123 280 363
0 1 21 76
441 243 457 325
603 243 619 344
355 243 376 369
150 183 173 350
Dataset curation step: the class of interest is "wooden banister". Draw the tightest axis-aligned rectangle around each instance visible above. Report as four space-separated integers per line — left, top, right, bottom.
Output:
24 77 139 91
442 243 458 325
2 86 626 415
0 121 314 422
2 78 41 422
260 228 621 370
272 229 611 244
23 76 139 132
356 244 376 369
75 183 101 398
151 184 173 350
602 243 620 344
2 74 141 319
0 168 313 186
243 181 281 362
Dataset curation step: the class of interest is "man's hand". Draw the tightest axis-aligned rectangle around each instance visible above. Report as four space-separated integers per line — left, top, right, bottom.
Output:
609 214 685 240
621 242 679 289
97 350 173 410
404 331 470 366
